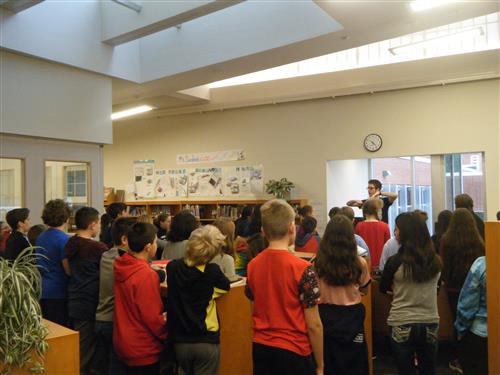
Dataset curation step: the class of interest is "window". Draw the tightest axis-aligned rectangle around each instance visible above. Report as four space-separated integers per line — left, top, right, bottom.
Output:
444 152 485 219
45 161 90 211
371 156 432 234
65 166 87 197
0 158 24 221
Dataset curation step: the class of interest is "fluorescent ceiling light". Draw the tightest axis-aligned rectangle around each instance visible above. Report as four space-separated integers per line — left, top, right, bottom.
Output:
410 0 455 12
111 105 154 120
389 27 484 55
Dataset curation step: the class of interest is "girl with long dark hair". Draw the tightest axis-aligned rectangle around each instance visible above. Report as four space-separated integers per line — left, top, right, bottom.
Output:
315 215 371 375
380 212 441 375
431 210 452 255
440 208 484 373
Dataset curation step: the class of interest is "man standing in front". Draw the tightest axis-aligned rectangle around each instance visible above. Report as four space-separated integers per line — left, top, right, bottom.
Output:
347 179 398 224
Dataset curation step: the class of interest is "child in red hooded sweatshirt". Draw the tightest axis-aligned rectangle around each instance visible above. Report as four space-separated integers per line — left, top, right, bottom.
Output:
113 222 167 375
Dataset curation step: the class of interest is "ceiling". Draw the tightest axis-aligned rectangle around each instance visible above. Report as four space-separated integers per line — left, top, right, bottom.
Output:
1 0 498 115
111 0 499 113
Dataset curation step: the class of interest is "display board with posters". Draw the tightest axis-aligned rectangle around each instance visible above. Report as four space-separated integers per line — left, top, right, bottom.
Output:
154 169 188 197
187 167 223 196
133 160 155 199
132 162 264 198
223 165 264 196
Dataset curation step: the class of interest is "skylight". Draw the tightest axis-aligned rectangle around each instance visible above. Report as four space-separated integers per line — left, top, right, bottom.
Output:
209 12 499 88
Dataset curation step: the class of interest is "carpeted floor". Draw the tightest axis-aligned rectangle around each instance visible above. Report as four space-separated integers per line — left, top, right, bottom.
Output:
373 335 458 375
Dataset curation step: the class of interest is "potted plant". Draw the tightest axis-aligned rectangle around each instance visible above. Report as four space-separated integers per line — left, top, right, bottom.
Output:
265 178 295 200
0 247 49 375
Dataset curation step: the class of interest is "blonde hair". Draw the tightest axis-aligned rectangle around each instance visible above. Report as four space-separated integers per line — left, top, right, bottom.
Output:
212 217 236 258
136 215 153 224
261 199 295 241
185 225 225 267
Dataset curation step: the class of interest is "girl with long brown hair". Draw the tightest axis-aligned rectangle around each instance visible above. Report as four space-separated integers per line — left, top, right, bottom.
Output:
315 215 371 375
440 207 484 373
211 217 240 282
380 212 441 375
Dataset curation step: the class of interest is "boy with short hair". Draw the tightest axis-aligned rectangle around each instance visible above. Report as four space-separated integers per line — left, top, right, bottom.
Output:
95 217 136 375
5 208 31 261
65 206 108 374
36 199 72 327
246 199 324 375
113 222 167 374
100 202 128 245
355 198 390 270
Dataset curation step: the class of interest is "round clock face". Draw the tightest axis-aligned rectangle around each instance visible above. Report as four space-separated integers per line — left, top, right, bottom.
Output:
364 133 382 152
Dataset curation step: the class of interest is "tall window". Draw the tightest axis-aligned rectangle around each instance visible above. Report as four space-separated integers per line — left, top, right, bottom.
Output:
45 161 90 213
65 166 88 198
444 152 485 219
371 156 432 234
0 158 24 221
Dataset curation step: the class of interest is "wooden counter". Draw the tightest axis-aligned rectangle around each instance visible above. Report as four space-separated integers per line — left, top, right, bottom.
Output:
218 281 373 375
8 319 79 375
218 283 253 375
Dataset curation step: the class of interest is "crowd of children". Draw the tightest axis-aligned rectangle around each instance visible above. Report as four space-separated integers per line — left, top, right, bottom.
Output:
0 180 493 375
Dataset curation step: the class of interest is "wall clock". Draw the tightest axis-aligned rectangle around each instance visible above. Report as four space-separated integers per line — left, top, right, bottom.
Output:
364 133 382 152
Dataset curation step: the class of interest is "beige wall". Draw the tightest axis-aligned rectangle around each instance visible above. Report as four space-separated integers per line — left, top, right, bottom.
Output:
0 51 112 144
104 79 500 230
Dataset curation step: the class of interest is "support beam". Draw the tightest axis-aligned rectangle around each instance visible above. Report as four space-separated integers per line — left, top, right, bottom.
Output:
101 0 243 46
0 0 43 13
111 0 141 13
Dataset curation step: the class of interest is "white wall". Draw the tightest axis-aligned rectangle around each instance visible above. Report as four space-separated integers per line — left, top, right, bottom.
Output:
0 51 113 144
104 79 500 232
0 135 104 225
326 159 369 221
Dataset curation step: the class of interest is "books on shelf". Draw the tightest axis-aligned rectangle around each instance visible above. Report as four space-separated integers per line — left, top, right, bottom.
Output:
150 205 173 216
129 206 147 216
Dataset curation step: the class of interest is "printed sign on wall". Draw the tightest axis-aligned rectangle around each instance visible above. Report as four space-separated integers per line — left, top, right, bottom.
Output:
176 149 245 165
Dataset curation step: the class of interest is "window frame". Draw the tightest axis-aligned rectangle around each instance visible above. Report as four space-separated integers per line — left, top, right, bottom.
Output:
43 159 92 206
0 157 26 221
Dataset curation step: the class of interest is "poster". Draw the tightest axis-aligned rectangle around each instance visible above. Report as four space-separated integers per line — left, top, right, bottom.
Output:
223 165 264 196
176 149 245 165
154 169 188 197
187 167 223 196
133 160 155 198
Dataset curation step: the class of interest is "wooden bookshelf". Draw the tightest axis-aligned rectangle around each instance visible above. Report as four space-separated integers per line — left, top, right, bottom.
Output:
105 199 308 221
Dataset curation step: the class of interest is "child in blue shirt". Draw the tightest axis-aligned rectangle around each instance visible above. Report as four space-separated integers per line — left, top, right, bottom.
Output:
36 199 71 327
455 256 487 375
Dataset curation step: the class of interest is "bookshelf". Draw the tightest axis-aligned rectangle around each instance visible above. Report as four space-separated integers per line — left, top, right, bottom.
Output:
105 199 308 221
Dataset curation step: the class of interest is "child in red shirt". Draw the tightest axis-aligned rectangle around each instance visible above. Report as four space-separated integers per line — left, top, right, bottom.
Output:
246 199 324 375
113 222 167 374
355 198 390 270
295 216 321 254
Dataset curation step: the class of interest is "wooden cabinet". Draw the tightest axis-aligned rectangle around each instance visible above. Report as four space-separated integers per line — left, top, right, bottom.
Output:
7 320 79 375
485 222 500 375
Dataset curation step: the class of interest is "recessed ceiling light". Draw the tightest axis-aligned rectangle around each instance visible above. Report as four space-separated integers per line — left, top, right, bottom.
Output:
111 105 154 120
410 0 455 12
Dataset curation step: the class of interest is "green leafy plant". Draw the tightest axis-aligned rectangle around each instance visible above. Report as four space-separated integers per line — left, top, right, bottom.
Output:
265 178 295 199
0 247 49 375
